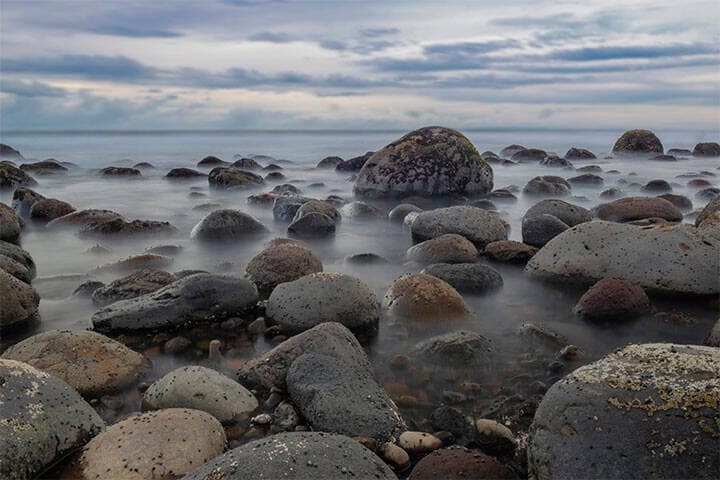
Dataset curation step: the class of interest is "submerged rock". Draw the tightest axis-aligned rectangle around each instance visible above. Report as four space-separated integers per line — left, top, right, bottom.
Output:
383 273 469 322
292 199 341 223
1 330 151 398
29 198 75 222
499 144 526 158
20 160 68 175
612 129 664 155
46 208 124 230
191 209 268 241
91 269 176 306
511 148 546 162
594 196 682 222
79 218 178 239
287 212 335 238
565 147 596 160
406 233 478 264
409 446 512 480
197 155 228 167
0 202 21 244
0 162 37 191
11 187 45 217
339 200 384 219
208 167 264 189
422 262 503 294
657 193 693 212
523 175 571 196
642 179 672 193
483 240 538 263
0 143 24 161
354 126 493 198
316 156 344 169
246 242 323 296
573 277 650 321
410 330 493 367
0 240 36 278
99 166 141 176
693 141 720 157
528 343 720 480
411 206 507 248
165 167 206 179
0 269 39 329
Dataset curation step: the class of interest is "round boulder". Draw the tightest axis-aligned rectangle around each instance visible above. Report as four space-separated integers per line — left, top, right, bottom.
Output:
410 330 493 367
483 240 538 263
522 213 569 247
0 202 21 243
383 273 469 322
0 269 39 329
0 162 37 191
523 176 571 196
208 167 264 189
612 129 664 155
287 212 336 238
166 167 206 179
406 233 478 264
411 206 507 248
316 156 344 169
191 209 268 241
525 199 592 227
29 198 75 222
422 262 503 294
565 147 596 160
693 142 720 157
574 277 651 320
409 446 513 480
594 196 682 222
388 203 423 223
91 269 176 307
0 254 33 283
245 242 323 296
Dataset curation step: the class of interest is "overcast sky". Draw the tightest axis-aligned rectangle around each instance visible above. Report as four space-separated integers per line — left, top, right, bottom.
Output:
1 0 719 131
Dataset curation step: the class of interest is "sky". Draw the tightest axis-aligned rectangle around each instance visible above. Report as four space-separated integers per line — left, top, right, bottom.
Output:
1 0 719 131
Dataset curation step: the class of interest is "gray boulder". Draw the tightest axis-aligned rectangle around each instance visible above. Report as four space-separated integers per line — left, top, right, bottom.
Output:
693 142 720 157
287 212 336 238
388 203 423 223
528 343 720 480
0 240 35 278
411 206 507 248
523 176 571 196
410 330 493 367
594 196 682 222
292 199 341 223
524 199 591 227
91 269 176 307
191 209 267 241
522 214 569 247
0 269 39 329
11 187 45 217
0 202 21 244
246 242 322 296
208 167 264 189
0 162 37 191
422 262 503 294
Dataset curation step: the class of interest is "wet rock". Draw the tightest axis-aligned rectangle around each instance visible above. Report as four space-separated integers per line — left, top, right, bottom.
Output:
398 431 443 453
612 129 664 155
46 208 124 230
267 272 379 334
540 155 572 167
382 273 469 322
652 154 677 161
270 183 303 196
91 269 176 307
345 253 389 265
0 240 35 277
411 206 507 248
1 330 151 398
80 217 178 239
499 144 526 158
20 159 68 175
406 233 478 264
95 253 174 274
68 408 225 480
574 277 651 321
339 200 384 219
146 244 183 256
389 203 423 223
667 148 693 156
232 157 262 170
164 336 192 354
197 155 229 167
287 353 405 441
527 221 719 295
600 187 623 199
354 127 492 197
245 242 323 296
0 202 21 244
523 175 571 196
511 148 546 162
265 171 284 181
191 209 268 241
336 151 374 172
11 187 45 217
410 330 493 367
0 254 33 283
183 431 398 480
293 199 341 223
237 322 371 391
142 366 258 424
522 213 569 247
28 198 75 222
594 196 683 222
0 269 39 329
565 147 596 160
696 187 720 202
474 419 517 456
166 167 206 179
528 343 720 480
92 273 258 332
695 196 720 238
208 167 264 189
657 193 693 212
316 156 344 169
484 240 538 263
409 446 512 480
641 179 672 193
567 173 603 186
0 359 105 480
287 212 336 238
380 442 410 468
0 162 37 190
693 141 720 157
99 166 141 176
525 199 592 227
272 197 303 222
0 143 24 161
430 406 472 438
422 262 503 294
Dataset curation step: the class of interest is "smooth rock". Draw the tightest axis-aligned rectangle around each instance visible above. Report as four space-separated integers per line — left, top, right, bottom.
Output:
0 269 39 329
382 273 469 322
398 431 443 453
29 198 75 222
422 262 503 294
612 129 664 155
246 242 322 296
191 209 267 241
574 277 651 320
0 202 21 243
484 240 538 263
523 176 571 196
406 233 478 264
208 167 264 189
411 206 507 248
410 330 493 367
409 446 513 480
594 196 683 223
525 199 591 227
522 213 569 247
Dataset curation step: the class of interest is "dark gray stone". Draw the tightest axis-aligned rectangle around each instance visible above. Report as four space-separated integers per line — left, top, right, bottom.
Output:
422 263 503 294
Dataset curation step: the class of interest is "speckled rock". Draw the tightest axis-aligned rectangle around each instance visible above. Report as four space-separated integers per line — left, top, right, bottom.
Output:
354 126 492 198
1 330 151 398
267 272 379 334
0 202 21 243
67 408 225 480
527 221 719 294
641 179 672 194
166 167 206 179
246 242 322 296
612 129 664 155
398 431 443 453
573 277 651 320
46 208 124 230
0 254 32 283
316 156 344 169
287 353 404 441
287 212 336 238
183 432 398 480
406 233 478 264
142 366 257 424
0 162 37 191
339 201 384 219
657 193 693 212
0 240 35 278
191 209 267 241
382 273 469 322
693 142 720 157
422 262 503 294
237 322 371 392
91 269 176 307
594 196 683 223
0 269 39 329
522 214 569 247
292 200 341 223
409 446 513 480
410 206 507 248
410 330 493 367
92 273 258 332
695 196 720 237
80 218 178 239
511 148 546 162
99 166 140 176
565 147 596 160
528 343 720 480
232 157 262 170
484 240 538 263
208 167 264 189
28 198 75 222
388 203 423 223
567 173 603 186
0 359 105 480
523 176 571 196
704 319 720 347
11 187 45 217
499 144 525 158
525 199 591 227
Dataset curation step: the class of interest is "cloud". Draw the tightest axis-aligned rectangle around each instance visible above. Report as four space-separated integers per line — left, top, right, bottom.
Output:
548 43 718 62
0 79 67 97
2 55 158 80
360 27 400 37
247 31 293 43
89 25 182 38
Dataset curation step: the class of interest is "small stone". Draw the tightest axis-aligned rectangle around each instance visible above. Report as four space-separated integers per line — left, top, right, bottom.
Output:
398 431 443 453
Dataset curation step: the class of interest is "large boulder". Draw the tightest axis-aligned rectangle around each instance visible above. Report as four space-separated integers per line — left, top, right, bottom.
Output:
410 206 507 248
409 446 512 480
409 330 493 367
422 262 503 294
28 198 75 222
573 277 651 321
11 187 45 217
0 202 21 244
594 196 682 223
67 408 225 480
191 209 268 241
183 432 398 480
208 167 264 189
20 160 68 175
382 273 469 322
1 330 151 398
142 366 258 424
0 359 104 480
92 273 258 332
0 162 37 191
245 242 322 296
287 353 404 441
91 269 176 307
46 208 124 230
0 143 24 161
523 176 571 196
80 218 178 239
527 221 720 294
693 141 720 157
267 272 379 334
0 240 35 278
0 269 39 329
522 214 569 247
528 343 720 480
354 126 493 197
237 322 371 391
612 129 664 155
406 233 478 264
524 199 592 227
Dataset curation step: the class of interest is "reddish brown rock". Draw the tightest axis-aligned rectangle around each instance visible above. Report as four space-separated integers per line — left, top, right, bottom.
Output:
594 196 682 222
409 446 513 480
29 198 76 222
574 277 651 320
484 240 538 263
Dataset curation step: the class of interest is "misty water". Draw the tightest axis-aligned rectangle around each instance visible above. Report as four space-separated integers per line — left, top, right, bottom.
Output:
1 129 718 446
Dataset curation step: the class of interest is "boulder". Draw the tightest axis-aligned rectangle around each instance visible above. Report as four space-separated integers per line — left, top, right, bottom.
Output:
232 157 262 170
594 196 682 223
409 446 513 480
612 129 664 155
0 162 37 191
245 242 323 296
483 240 538 263
92 273 258 332
1 330 151 398
422 262 503 294
642 179 672 193
522 213 569 247
652 154 677 161
667 148 693 156
165 167 206 179
388 203 423 223
339 200 384 219
142 366 258 423
79 218 178 239
406 233 478 264
287 212 336 238
410 330 493 367
0 202 21 244
91 269 176 306
695 196 720 238
511 148 546 162
540 155 572 167
272 197 303 222
382 273 469 322
183 432 398 480
0 254 32 283
565 147 596 160
67 408 225 480
696 187 720 202
523 176 571 196
46 208 124 230
0 359 105 480
0 240 35 277
499 144 526 158
525 199 592 227
528 343 720 480
208 167 264 189
20 160 68 175
336 151 374 172
316 156 344 169
11 187 45 217
0 143 24 161
526 221 720 294
693 141 720 157
354 126 493 197
197 155 228 167
657 193 693 212
267 272 379 334
704 319 720 347
574 277 651 320
292 199 341 223
191 209 267 241
410 206 507 248
0 269 39 329
28 198 75 222
567 173 603 186
99 166 141 176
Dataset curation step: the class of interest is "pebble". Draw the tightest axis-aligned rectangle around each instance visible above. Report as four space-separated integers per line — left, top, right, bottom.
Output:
398 431 443 453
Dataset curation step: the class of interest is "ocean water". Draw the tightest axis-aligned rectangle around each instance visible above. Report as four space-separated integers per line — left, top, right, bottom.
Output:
1 128 718 439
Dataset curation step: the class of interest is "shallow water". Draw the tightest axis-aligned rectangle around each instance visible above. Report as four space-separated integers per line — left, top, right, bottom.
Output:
1 129 718 456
